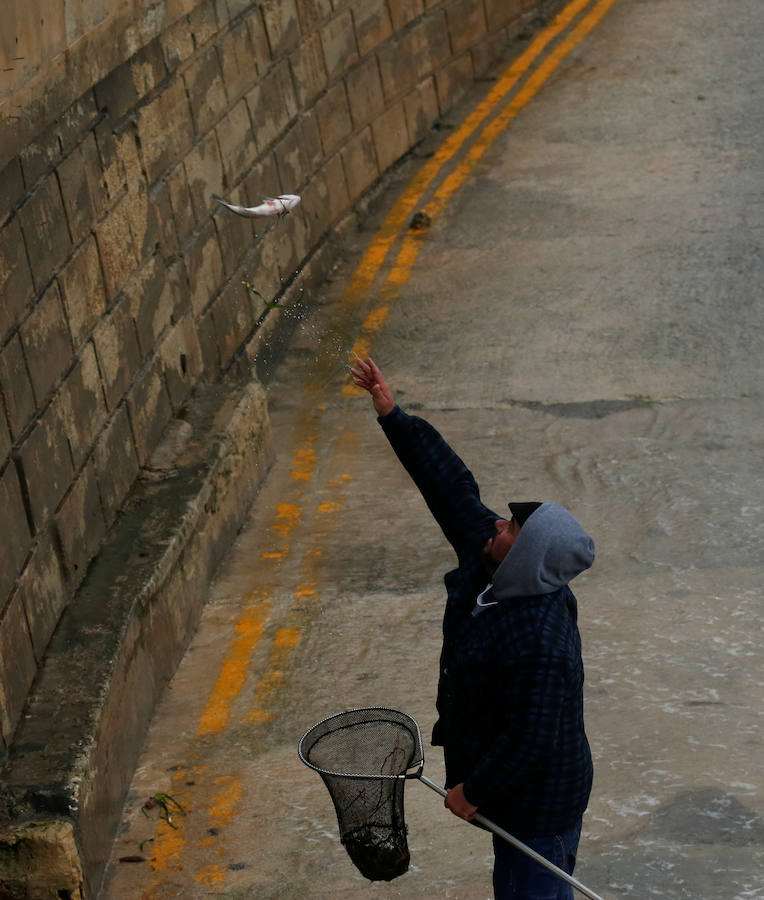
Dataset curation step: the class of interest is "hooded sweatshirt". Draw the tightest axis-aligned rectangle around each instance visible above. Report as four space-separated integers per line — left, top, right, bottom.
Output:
378 406 595 837
490 502 594 601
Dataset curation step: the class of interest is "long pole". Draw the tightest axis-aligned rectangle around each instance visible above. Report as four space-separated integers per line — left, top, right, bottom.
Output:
418 774 606 900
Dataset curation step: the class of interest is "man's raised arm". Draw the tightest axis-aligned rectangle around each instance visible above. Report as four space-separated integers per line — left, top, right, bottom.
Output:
351 358 496 559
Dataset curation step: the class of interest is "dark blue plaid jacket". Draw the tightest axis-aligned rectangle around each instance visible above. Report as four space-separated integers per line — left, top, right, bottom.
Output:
379 406 593 838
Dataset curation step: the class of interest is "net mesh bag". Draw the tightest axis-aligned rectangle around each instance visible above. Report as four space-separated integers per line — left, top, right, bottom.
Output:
298 707 424 882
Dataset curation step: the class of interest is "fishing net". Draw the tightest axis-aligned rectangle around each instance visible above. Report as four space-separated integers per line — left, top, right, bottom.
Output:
298 707 424 881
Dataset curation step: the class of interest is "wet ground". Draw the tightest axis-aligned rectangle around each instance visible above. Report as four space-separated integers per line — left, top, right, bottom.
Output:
103 0 763 897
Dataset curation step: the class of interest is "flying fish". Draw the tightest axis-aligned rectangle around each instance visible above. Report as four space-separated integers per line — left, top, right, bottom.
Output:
212 193 301 218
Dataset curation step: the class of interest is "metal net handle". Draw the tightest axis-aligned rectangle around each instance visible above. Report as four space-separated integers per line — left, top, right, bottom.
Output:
418 776 606 900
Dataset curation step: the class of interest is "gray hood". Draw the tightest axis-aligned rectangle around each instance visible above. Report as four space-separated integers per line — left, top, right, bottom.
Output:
492 502 594 600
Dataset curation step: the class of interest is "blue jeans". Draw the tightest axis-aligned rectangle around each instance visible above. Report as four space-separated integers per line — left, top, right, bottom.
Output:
492 820 582 900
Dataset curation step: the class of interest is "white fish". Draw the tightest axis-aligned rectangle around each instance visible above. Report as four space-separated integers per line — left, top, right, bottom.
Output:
212 193 300 217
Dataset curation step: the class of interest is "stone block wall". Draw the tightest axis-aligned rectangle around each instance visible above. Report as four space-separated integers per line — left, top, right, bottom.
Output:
0 0 533 758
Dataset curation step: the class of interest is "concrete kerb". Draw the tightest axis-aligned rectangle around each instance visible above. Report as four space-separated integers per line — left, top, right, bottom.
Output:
0 378 273 899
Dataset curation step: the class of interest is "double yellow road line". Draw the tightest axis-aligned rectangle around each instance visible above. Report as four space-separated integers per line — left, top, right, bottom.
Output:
140 0 619 890
345 0 619 368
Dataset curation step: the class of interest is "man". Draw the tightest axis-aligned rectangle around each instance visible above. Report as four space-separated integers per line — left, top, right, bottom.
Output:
351 357 595 900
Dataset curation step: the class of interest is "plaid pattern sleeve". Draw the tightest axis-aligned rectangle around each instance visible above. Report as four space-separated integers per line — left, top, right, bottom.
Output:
378 406 498 559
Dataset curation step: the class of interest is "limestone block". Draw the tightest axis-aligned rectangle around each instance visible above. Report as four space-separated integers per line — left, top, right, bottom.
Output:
0 592 36 748
19 282 74 406
213 190 255 278
0 157 25 224
0 218 35 345
246 6 272 69
297 0 333 32
243 151 283 204
15 528 67 663
124 175 165 266
484 0 525 30
160 11 197 71
414 11 452 78
136 77 194 184
184 131 226 226
94 195 139 301
388 0 425 31
351 0 393 57
0 334 36 440
216 99 258 190
126 357 173 465
341 126 380 202
227 0 256 19
300 155 349 247
158 313 204 413
166 161 196 244
93 38 167 124
345 56 386 129
471 29 510 77
55 459 107 589
246 59 299 151
218 18 260 103
0 463 31 606
57 235 107 352
274 206 309 283
261 0 300 57
93 121 127 208
0 412 9 466
124 257 170 360
56 92 102 161
436 50 474 110
18 123 64 191
0 820 84 900
184 220 225 318
316 82 353 156
321 9 358 79
446 0 488 54
150 179 181 261
18 399 74 532
321 152 350 227
245 225 282 305
404 76 440 145
197 305 221 373
58 136 109 246
57 343 107 471
377 38 418 102
93 404 140 527
189 0 220 47
274 120 309 196
209 278 256 369
92 296 142 412
370 101 410 172
184 46 229 137
17 173 73 294
287 31 328 109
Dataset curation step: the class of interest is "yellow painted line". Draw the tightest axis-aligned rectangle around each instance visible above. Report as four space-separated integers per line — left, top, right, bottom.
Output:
246 625 303 724
194 776 244 888
424 0 621 221
269 500 302 536
345 0 620 371
291 442 317 482
196 606 270 737
342 0 597 303
147 763 206 876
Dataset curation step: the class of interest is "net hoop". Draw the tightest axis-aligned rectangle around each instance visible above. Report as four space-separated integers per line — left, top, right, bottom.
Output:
298 706 425 781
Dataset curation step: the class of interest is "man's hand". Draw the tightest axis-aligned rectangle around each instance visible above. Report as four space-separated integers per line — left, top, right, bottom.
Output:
444 783 478 821
350 356 395 417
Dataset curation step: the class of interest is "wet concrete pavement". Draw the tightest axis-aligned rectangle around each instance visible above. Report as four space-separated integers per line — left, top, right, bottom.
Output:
103 0 763 897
